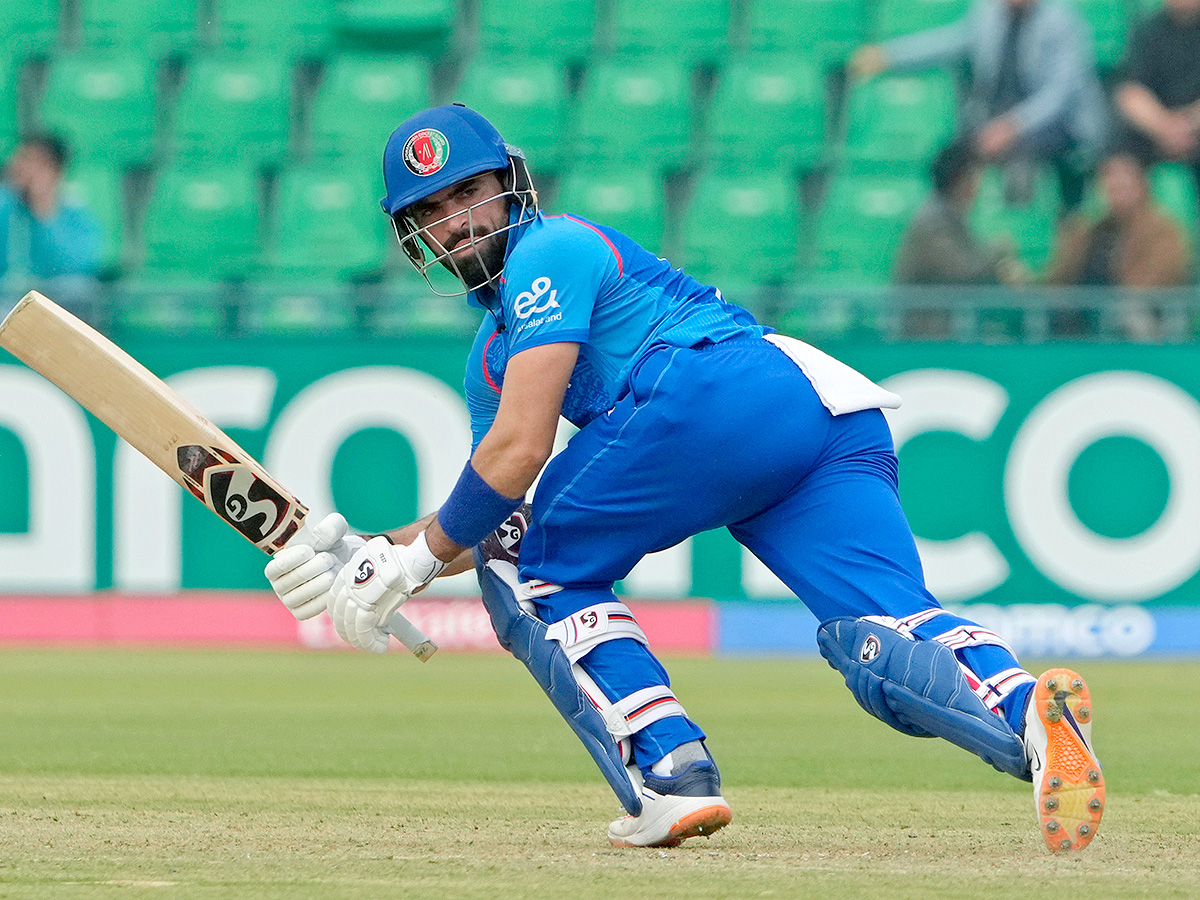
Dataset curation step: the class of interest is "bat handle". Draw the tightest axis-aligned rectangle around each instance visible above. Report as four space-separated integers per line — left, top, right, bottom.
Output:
384 611 438 662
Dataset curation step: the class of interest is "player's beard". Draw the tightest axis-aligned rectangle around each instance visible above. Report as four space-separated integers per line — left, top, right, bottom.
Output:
441 228 508 288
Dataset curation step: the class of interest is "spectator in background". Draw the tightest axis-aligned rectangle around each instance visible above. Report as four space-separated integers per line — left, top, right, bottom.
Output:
893 140 1028 336
894 139 1027 286
0 134 103 325
1045 151 1191 339
851 0 1109 214
1114 0 1200 196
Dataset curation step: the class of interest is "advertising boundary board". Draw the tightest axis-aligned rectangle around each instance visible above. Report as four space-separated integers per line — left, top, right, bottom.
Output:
4 337 1200 657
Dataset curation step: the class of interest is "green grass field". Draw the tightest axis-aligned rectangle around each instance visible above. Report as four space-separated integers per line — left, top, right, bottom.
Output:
0 649 1196 899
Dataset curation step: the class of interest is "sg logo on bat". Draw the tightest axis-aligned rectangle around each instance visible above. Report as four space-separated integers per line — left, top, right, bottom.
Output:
176 445 303 552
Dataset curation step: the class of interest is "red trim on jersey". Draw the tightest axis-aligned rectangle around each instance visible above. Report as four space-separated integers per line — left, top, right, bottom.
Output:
547 214 624 276
482 327 502 393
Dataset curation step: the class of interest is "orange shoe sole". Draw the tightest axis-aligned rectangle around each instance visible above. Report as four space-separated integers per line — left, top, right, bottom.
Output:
1033 668 1104 853
610 803 733 849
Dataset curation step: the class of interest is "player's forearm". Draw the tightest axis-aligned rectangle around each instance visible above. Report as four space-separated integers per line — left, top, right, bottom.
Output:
471 432 552 498
374 512 472 573
417 433 549 563
1116 82 1174 136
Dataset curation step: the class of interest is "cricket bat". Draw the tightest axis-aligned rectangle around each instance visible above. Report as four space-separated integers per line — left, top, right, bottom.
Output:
0 291 437 661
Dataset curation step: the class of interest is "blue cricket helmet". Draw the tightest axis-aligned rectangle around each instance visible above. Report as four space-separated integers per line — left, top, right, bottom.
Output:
381 104 526 216
383 104 539 297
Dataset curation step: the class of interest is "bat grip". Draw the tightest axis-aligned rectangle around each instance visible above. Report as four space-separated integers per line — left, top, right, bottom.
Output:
384 611 438 662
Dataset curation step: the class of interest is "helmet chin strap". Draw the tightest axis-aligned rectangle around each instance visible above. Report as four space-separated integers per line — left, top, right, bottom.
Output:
396 157 538 298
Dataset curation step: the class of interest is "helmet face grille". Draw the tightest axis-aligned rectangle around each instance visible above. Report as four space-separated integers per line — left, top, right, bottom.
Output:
393 157 539 298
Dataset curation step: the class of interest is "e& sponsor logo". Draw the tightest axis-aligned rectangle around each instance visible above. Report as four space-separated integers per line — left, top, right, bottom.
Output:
403 129 449 177
513 276 559 320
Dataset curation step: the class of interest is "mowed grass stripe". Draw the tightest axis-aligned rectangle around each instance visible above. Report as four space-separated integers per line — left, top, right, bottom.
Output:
0 651 1197 899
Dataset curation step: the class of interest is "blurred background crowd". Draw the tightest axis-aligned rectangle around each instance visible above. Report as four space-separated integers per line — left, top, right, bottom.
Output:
2 0 1198 343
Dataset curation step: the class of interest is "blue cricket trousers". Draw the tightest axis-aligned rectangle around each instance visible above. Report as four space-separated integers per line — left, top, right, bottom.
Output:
519 337 1017 766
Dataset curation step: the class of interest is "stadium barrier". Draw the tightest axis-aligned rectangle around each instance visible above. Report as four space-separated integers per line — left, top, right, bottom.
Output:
5 301 1200 656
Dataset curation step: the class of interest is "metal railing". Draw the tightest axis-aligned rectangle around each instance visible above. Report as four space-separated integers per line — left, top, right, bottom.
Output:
5 276 1199 345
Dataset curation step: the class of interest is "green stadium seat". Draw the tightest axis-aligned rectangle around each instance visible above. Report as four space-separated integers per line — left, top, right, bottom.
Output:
970 165 1058 271
268 165 388 278
240 281 358 335
682 170 802 284
453 57 571 176
707 53 827 171
62 165 125 273
812 165 926 283
554 168 666 253
142 164 260 279
611 0 731 65
78 0 197 55
334 0 456 52
368 271 483 335
216 0 335 58
574 58 693 172
1150 163 1200 235
746 0 868 67
38 52 157 166
111 279 228 337
843 71 958 163
1076 0 1129 70
476 0 596 65
309 54 430 165
0 0 60 60
172 54 291 165
873 0 968 39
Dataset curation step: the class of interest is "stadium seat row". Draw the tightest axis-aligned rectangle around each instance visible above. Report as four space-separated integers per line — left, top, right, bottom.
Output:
0 0 1160 69
0 0 1187 293
61 154 1200 290
8 50 960 177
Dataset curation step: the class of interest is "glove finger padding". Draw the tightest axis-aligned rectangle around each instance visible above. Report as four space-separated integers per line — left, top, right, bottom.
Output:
264 543 314 581
279 569 336 620
330 579 389 653
267 546 329 595
265 545 340 621
352 605 389 654
309 512 349 553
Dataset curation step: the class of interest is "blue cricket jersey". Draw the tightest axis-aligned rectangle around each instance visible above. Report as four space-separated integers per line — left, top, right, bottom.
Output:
463 211 766 448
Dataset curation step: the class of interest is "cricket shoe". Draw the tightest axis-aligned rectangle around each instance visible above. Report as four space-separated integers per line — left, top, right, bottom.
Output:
1023 668 1104 853
607 760 732 848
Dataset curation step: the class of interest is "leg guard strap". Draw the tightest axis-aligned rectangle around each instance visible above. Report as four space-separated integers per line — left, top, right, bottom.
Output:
967 666 1037 713
545 601 648 664
930 621 1017 655
475 553 644 815
817 616 1030 780
580 679 688 740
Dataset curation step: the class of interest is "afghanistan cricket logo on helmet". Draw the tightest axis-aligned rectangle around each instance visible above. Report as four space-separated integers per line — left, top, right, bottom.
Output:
402 128 449 176
382 104 539 297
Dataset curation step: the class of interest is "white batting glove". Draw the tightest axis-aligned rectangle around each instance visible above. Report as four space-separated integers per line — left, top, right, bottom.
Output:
329 532 446 653
264 512 366 620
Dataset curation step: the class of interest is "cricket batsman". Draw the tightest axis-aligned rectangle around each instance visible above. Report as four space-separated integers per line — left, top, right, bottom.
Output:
264 104 1104 852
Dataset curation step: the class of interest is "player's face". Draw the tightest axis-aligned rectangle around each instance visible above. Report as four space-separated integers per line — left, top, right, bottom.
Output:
404 171 511 287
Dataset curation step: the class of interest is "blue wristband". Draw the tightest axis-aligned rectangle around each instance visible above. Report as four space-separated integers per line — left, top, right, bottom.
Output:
437 461 523 548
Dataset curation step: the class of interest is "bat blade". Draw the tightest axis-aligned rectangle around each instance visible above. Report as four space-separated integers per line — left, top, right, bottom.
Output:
0 291 436 660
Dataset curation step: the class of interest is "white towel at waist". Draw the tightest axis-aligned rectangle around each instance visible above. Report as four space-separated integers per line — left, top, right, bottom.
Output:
764 333 901 416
